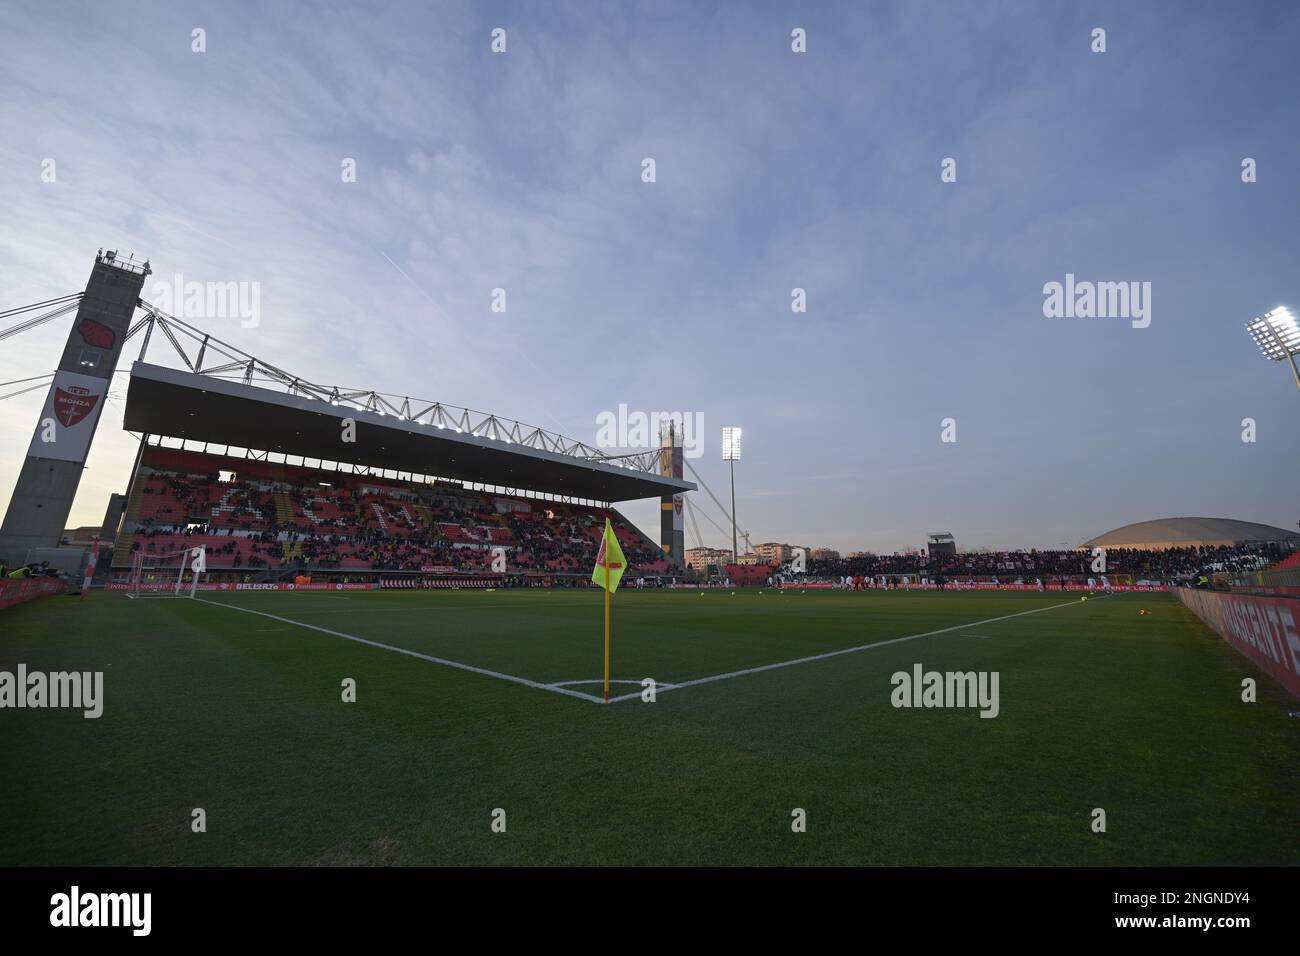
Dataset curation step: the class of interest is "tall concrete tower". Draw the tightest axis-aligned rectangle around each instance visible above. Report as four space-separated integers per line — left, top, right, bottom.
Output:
0 251 149 564
658 423 684 568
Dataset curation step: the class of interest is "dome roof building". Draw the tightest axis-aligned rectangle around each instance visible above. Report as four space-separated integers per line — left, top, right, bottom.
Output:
1082 517 1300 551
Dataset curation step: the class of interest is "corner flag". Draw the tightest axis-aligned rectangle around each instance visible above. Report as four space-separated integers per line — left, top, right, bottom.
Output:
592 517 627 703
591 518 626 592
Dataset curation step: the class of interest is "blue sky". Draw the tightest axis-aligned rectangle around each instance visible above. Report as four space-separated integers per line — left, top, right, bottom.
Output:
1 0 1297 553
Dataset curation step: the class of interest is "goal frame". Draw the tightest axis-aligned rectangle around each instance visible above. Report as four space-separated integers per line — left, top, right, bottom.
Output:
126 546 207 599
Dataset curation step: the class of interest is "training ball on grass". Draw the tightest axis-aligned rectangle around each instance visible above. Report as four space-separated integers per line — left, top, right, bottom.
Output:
731 591 736 596
1140 608 1148 616
1080 596 1087 602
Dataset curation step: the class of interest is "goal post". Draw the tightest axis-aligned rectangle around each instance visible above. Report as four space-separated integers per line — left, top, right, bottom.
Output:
126 546 207 598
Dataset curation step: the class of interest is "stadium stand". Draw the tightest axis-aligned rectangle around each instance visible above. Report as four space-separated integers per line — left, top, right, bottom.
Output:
726 563 777 587
1266 550 1300 572
115 446 669 579
112 451 1296 590
804 542 1292 583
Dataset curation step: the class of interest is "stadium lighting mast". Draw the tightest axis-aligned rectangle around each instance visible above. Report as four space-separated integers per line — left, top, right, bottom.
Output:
722 427 742 563
1245 306 1300 393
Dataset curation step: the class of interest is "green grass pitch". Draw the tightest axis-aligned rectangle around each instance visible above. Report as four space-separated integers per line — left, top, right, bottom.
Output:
2 587 1297 865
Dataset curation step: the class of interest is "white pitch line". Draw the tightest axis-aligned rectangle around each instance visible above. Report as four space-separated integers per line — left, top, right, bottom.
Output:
603 597 1101 703
271 602 580 614
548 679 680 690
194 598 602 703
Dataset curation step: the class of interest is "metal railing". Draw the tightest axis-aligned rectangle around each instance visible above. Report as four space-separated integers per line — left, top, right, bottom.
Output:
129 303 670 476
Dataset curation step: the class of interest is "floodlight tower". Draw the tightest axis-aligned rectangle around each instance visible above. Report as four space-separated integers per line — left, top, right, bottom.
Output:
722 426 742 563
1245 306 1300 393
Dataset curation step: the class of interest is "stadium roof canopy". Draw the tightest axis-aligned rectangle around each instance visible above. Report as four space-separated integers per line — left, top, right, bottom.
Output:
123 362 695 503
1083 517 1300 550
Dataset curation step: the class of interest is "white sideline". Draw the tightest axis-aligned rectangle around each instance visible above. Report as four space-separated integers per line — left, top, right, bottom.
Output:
601 596 1101 703
547 678 680 690
194 598 604 703
197 594 1103 707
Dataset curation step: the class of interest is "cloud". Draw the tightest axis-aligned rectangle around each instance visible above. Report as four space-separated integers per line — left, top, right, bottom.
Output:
2 0 1298 553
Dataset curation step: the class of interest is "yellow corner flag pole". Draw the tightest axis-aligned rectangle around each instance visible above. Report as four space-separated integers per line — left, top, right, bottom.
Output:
603 554 611 704
593 516 624 705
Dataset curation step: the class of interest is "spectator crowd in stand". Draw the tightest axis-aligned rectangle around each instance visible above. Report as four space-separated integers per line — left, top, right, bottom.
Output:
802 542 1289 583
120 449 1292 585
123 455 667 577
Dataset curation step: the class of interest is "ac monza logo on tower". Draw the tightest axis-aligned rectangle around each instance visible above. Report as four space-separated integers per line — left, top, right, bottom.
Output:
77 317 116 349
53 386 99 427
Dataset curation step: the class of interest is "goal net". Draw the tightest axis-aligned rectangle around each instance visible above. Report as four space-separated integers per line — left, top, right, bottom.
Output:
126 546 207 599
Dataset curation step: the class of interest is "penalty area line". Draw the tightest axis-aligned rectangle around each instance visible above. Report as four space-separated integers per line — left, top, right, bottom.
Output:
194 598 603 703
604 595 1106 704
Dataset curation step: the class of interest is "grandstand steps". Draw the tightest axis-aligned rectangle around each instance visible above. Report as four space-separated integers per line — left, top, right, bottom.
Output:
112 481 149 565
124 480 145 523
272 489 294 526
413 503 435 531
112 533 134 567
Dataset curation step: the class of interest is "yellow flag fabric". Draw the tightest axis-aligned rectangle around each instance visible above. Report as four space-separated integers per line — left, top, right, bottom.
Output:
591 517 627 592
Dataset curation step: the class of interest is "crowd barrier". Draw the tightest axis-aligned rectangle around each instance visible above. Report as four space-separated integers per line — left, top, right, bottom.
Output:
104 581 379 592
0 577 70 610
771 582 1166 591
1174 587 1300 699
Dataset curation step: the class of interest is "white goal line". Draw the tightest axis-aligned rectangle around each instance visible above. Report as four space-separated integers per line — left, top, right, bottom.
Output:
195 595 1103 706
602 596 1100 703
193 599 604 703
